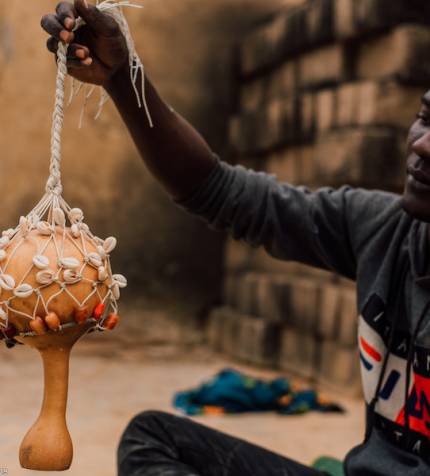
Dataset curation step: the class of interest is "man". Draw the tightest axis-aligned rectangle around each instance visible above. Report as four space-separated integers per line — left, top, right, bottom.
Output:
41 1 430 475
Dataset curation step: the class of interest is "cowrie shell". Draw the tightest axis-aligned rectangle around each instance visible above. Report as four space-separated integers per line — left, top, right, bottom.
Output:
33 255 50 270
53 207 66 227
113 274 127 289
0 250 7 262
59 257 80 269
14 284 33 299
87 252 102 268
36 269 55 285
103 237 117 254
112 283 121 300
19 216 29 234
98 266 108 282
0 274 15 291
97 245 107 259
0 307 7 321
69 208 84 223
37 221 52 236
0 236 10 249
79 223 90 233
2 228 15 238
71 224 80 238
29 213 40 226
63 269 81 284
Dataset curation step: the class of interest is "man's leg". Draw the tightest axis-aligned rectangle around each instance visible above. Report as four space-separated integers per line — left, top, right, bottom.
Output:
118 411 326 476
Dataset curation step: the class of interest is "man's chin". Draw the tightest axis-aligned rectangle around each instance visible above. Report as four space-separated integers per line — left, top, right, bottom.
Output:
401 191 430 223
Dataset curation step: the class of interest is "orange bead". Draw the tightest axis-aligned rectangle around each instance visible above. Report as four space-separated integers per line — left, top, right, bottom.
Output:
30 317 48 336
45 312 61 331
104 313 120 330
93 303 105 321
74 306 90 324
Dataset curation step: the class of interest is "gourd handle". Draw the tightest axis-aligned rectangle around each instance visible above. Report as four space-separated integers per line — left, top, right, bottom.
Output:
19 345 73 471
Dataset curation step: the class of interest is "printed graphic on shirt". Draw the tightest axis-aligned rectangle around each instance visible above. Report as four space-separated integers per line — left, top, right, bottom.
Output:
359 294 430 457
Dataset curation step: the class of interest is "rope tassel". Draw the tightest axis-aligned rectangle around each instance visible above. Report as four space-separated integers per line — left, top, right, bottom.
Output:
72 1 153 129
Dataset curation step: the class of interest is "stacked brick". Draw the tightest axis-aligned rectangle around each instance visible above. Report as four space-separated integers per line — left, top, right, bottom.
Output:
208 0 430 394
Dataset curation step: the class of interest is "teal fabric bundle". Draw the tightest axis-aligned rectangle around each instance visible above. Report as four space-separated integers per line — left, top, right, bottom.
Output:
173 368 344 416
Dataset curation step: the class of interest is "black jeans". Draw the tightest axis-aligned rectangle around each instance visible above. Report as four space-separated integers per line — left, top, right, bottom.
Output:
117 411 326 476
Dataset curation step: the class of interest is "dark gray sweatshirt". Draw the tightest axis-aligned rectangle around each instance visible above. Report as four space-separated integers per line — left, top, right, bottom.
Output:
180 159 430 475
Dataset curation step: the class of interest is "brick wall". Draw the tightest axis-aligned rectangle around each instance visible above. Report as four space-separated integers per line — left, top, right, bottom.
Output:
208 0 430 394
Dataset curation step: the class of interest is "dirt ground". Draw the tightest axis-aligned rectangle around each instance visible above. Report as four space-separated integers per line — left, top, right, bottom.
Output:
0 334 364 476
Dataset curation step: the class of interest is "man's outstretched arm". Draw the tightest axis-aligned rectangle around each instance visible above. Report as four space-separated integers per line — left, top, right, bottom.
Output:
105 65 217 201
41 0 217 201
41 0 400 282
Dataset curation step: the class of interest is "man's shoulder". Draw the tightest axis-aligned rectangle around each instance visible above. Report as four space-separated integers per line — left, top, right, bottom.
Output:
342 186 402 212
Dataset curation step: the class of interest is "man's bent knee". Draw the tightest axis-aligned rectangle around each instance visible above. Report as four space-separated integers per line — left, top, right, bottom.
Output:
118 411 184 475
128 410 173 428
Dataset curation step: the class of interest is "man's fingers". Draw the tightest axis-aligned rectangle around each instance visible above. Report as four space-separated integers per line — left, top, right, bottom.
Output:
56 2 77 30
67 57 93 69
47 36 59 54
41 13 64 36
69 44 90 60
47 37 92 64
41 13 74 43
74 0 119 37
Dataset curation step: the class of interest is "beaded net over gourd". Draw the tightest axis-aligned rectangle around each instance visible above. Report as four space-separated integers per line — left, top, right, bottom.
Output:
0 1 150 342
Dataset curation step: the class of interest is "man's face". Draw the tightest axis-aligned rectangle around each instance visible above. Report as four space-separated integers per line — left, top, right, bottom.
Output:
403 90 430 222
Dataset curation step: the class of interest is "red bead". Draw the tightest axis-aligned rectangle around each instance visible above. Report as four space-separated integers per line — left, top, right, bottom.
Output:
93 303 105 321
4 324 17 339
104 313 120 330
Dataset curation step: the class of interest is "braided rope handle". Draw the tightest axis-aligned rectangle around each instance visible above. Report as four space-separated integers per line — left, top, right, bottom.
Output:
46 42 68 196
45 2 151 196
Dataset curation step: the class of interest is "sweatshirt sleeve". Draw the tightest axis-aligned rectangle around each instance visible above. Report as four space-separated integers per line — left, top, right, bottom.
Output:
178 159 401 281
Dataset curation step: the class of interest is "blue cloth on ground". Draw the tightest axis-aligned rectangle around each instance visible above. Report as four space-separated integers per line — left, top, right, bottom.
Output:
173 368 344 416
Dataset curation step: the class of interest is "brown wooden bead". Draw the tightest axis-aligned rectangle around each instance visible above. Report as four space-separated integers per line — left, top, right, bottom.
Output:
104 313 120 330
74 306 90 324
30 317 48 336
45 312 61 331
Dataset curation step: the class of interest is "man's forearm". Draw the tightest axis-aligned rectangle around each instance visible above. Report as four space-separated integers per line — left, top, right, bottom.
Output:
105 63 217 201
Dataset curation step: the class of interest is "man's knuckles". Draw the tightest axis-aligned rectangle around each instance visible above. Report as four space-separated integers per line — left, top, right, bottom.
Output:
75 1 120 37
56 2 77 24
41 13 74 42
46 36 58 53
41 14 62 35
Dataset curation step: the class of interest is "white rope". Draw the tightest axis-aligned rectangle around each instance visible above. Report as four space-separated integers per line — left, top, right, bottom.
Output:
47 1 152 194
46 42 68 195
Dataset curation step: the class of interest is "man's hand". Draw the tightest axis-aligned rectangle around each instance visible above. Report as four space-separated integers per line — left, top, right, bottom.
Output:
41 0 129 86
